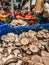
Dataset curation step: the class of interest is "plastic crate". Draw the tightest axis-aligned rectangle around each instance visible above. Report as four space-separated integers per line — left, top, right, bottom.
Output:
0 23 49 43
0 23 49 36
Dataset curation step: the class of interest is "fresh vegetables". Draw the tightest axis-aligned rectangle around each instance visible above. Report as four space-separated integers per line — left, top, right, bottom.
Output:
0 13 9 22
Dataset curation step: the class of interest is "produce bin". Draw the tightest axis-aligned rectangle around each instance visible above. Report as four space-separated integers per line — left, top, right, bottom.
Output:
0 23 49 43
0 23 49 36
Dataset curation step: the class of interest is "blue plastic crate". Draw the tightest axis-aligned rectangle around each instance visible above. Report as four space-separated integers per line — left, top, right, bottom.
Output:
0 23 49 36
0 23 49 43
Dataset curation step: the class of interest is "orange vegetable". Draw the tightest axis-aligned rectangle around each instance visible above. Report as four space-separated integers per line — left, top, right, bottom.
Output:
16 15 24 19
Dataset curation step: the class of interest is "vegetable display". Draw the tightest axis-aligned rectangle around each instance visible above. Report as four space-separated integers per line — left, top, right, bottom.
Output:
0 29 49 65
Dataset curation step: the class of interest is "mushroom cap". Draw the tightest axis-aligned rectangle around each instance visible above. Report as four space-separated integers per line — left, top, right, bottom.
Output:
29 45 39 53
34 63 44 65
28 30 36 35
31 55 42 63
10 22 16 26
37 32 43 38
15 42 22 47
27 60 34 65
42 57 49 65
43 34 49 38
9 37 15 43
21 37 29 45
28 32 36 38
39 40 47 46
26 49 32 55
7 33 15 42
41 50 49 57
22 45 28 51
7 33 15 37
4 36 10 43
10 19 27 26
42 29 49 33
1 35 6 41
22 57 30 62
19 33 25 39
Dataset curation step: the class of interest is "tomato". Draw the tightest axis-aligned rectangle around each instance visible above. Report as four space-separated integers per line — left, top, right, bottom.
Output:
14 11 20 16
16 15 24 19
25 14 36 20
21 13 26 17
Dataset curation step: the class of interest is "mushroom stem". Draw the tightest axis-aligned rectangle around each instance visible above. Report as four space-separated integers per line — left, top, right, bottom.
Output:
4 58 18 65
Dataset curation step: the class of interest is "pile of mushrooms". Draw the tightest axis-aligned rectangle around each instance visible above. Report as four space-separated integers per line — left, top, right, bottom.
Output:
10 19 28 26
0 29 49 65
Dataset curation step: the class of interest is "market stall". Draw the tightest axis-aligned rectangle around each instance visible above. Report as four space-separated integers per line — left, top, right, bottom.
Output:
0 0 49 65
